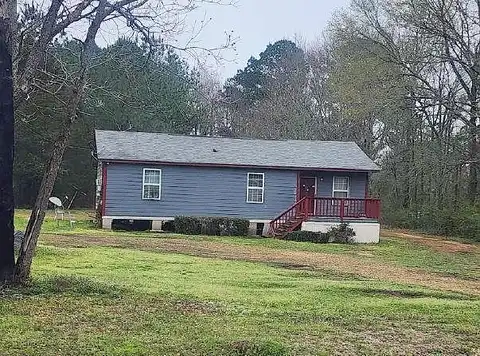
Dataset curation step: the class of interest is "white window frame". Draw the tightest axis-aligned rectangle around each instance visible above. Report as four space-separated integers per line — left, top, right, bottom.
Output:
332 176 350 198
246 172 265 204
142 168 162 200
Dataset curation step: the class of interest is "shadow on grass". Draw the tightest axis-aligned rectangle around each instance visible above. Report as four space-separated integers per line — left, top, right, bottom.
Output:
2 275 126 299
351 287 477 301
270 262 371 281
224 340 287 356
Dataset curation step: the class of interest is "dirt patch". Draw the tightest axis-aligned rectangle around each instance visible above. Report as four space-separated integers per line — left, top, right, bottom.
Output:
383 229 479 253
41 234 480 296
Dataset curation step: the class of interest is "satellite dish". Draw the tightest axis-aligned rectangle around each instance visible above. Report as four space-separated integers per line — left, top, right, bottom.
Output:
49 197 63 207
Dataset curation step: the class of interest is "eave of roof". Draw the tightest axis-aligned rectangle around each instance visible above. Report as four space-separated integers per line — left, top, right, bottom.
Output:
100 158 379 172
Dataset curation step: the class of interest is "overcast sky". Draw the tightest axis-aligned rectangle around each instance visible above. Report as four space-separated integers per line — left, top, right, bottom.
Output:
187 0 351 80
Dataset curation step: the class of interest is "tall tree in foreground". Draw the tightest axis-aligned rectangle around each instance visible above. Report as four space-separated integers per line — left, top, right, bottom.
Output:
1 0 234 285
14 0 112 282
0 0 16 282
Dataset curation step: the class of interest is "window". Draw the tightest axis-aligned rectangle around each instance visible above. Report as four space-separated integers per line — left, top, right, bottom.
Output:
333 176 349 198
247 173 264 203
142 169 161 200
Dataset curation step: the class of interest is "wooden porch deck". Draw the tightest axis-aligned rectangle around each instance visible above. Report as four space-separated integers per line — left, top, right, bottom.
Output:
269 197 381 237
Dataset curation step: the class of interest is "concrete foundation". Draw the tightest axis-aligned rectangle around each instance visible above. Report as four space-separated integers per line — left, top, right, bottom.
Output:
151 220 163 231
102 217 113 229
248 220 270 236
301 220 380 243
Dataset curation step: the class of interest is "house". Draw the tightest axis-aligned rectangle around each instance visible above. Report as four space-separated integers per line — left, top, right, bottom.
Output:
95 130 381 243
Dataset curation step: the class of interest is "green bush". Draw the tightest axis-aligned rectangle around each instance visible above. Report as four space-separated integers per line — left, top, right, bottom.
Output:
381 207 415 229
327 223 356 244
174 216 249 236
282 230 329 243
448 208 480 242
174 216 202 235
382 204 480 242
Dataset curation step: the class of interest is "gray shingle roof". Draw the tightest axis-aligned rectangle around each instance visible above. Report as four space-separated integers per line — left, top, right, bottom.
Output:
95 130 380 171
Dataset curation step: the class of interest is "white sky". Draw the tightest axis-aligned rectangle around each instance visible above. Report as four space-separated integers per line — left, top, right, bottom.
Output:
55 0 351 81
183 0 351 80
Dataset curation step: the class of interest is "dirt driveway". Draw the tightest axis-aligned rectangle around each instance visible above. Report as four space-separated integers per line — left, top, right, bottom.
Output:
41 233 480 296
383 229 479 253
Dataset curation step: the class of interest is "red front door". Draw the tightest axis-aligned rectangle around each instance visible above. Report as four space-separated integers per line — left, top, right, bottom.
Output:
299 177 316 214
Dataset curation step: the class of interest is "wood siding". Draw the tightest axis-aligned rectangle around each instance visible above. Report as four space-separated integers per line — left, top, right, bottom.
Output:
104 163 297 220
313 172 367 198
104 163 368 220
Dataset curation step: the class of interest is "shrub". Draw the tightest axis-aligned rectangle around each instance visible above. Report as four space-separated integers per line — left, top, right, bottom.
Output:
174 216 202 235
327 223 356 243
161 220 175 232
220 218 249 236
382 204 480 242
282 230 329 243
174 216 249 236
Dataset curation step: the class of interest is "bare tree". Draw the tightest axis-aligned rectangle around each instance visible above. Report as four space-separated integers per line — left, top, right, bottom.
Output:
1 0 235 284
349 0 480 201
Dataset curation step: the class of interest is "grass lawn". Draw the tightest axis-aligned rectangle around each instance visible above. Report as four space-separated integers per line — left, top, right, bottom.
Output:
1 210 479 355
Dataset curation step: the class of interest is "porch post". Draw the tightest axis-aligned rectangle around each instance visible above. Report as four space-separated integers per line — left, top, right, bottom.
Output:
340 198 345 222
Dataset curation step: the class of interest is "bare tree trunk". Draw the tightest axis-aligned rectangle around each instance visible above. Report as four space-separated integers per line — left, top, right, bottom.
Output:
0 0 16 284
14 124 77 282
468 104 479 203
14 0 109 284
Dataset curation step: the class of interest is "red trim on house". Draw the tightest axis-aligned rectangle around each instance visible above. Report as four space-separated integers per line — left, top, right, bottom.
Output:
101 164 107 217
100 159 378 173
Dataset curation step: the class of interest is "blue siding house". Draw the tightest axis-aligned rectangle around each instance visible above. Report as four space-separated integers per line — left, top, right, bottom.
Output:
95 130 381 239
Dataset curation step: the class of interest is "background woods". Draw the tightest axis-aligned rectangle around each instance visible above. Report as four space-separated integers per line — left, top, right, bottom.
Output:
10 0 480 245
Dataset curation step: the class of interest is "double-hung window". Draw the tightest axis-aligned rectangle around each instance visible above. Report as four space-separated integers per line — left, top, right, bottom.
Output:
142 168 161 200
332 176 349 198
246 173 264 203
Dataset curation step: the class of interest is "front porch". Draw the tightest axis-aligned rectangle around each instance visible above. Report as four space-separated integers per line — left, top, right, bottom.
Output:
269 197 381 242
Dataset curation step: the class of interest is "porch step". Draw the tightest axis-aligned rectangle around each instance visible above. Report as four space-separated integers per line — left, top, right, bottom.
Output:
268 197 312 237
271 217 305 237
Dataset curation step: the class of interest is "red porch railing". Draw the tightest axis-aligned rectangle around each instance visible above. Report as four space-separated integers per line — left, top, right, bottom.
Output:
269 197 380 237
312 197 381 220
268 197 309 235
